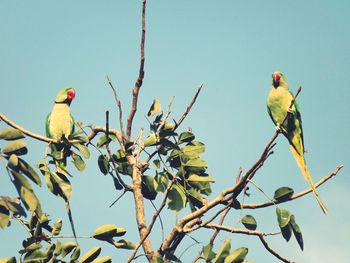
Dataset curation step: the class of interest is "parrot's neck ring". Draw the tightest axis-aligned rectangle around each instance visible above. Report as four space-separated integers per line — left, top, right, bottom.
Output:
54 100 70 104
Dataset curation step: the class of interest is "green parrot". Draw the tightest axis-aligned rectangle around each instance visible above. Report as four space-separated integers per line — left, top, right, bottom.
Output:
267 72 328 214
46 87 75 174
46 87 78 241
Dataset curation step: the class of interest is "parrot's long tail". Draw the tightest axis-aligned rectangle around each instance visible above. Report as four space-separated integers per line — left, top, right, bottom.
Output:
66 201 78 244
290 146 328 214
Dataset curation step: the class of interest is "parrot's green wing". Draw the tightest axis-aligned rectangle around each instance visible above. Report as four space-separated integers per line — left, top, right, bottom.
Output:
45 113 52 138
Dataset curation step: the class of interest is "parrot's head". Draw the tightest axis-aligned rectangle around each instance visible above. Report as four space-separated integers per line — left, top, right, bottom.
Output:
55 87 75 105
272 71 287 88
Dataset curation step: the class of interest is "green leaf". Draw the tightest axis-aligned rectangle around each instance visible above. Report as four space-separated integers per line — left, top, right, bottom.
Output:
187 174 214 183
18 158 42 187
153 159 161 169
155 172 169 193
61 242 77 258
159 138 179 150
0 128 24 140
79 247 101 263
203 243 216 261
117 162 132 176
290 215 303 250
20 243 42 254
8 154 18 168
276 207 291 228
188 188 204 208
182 141 205 157
2 140 27 155
0 257 16 263
49 172 72 201
11 171 32 190
96 134 116 148
113 239 135 250
167 184 186 211
274 187 294 201
0 196 26 216
0 204 10 229
184 158 207 168
98 155 109 175
178 132 195 143
54 241 62 256
241 215 257 230
44 244 55 261
113 176 123 190
281 224 292 242
141 176 157 200
224 247 248 263
73 143 90 159
113 149 126 163
92 224 126 240
70 245 81 261
91 256 112 263
72 153 85 171
144 133 158 147
51 218 62 235
214 239 231 263
147 99 162 116
23 249 46 262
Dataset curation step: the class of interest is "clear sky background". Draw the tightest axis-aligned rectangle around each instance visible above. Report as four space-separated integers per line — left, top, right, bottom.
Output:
1 1 349 262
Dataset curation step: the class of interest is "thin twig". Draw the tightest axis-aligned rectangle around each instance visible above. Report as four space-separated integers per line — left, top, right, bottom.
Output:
107 76 125 138
242 165 343 209
156 96 175 134
109 189 128 208
247 179 277 205
174 82 203 130
126 0 146 139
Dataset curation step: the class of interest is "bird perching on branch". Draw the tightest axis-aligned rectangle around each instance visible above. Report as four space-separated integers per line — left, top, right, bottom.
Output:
267 72 328 214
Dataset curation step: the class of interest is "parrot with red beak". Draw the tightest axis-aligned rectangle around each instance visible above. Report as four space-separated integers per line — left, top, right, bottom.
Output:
267 72 328 214
46 87 78 241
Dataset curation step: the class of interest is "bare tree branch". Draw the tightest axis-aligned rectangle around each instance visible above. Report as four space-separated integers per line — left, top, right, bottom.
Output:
126 0 146 139
174 82 203 130
0 113 56 143
242 164 343 209
107 76 125 139
126 175 177 262
203 224 293 263
127 154 154 260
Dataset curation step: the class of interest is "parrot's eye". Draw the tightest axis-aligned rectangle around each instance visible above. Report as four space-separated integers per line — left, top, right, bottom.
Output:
67 89 75 101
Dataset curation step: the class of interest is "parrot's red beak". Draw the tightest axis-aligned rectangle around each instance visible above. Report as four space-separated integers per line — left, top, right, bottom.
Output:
67 88 75 101
273 72 280 87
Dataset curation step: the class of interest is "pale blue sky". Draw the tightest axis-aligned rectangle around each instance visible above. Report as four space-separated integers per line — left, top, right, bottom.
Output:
1 1 349 262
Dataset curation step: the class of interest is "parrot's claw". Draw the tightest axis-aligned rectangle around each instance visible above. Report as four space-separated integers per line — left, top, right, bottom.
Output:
275 124 282 133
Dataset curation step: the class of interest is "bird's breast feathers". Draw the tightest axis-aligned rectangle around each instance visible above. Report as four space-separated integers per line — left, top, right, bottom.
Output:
49 104 73 139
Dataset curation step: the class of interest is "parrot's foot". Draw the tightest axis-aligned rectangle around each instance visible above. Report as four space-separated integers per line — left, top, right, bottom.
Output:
275 124 282 133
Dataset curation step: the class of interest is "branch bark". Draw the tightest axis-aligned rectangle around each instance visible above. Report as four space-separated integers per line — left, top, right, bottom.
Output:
127 155 154 260
126 0 146 140
242 164 343 209
203 224 293 263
